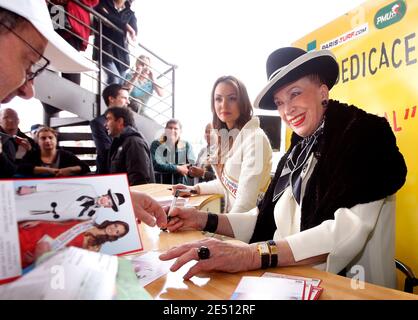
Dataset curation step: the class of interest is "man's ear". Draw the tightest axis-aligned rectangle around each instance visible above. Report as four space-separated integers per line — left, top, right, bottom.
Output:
116 117 125 128
108 96 116 106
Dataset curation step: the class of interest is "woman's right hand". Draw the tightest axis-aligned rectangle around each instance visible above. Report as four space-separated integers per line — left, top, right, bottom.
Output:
176 164 190 176
188 166 205 178
165 207 206 232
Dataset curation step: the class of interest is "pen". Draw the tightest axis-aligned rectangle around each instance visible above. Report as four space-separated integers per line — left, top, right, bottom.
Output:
161 189 180 232
167 189 180 220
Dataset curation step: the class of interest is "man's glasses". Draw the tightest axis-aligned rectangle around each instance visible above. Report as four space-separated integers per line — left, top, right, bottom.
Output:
0 22 50 81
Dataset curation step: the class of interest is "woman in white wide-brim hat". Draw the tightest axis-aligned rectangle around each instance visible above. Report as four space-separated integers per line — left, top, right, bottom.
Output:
159 47 406 289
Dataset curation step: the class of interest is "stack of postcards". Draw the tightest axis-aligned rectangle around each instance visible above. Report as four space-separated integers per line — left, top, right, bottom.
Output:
261 272 323 300
231 272 323 300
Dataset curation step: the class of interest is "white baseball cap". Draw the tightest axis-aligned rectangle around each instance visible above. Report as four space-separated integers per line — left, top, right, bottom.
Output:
0 0 98 72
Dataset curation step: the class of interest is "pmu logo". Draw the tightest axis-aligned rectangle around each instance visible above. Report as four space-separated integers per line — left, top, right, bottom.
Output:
374 0 406 29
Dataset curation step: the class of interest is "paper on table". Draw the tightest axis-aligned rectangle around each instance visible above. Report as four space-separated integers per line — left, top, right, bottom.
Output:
262 272 322 300
309 286 323 300
130 251 172 287
153 195 188 208
0 247 118 300
115 258 153 300
231 276 305 300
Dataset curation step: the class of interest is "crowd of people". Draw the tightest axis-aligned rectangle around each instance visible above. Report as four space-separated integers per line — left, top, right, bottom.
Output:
0 0 408 290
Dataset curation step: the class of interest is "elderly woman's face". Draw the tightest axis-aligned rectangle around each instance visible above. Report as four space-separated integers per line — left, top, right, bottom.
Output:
273 76 328 137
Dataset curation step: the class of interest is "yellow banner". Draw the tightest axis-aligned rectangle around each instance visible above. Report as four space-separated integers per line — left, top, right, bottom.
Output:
293 0 418 286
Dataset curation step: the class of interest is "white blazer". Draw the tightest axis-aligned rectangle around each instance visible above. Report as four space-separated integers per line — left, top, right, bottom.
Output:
197 117 272 213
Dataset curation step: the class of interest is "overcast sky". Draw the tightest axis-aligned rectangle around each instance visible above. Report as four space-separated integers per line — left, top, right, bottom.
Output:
133 0 366 143
8 0 365 146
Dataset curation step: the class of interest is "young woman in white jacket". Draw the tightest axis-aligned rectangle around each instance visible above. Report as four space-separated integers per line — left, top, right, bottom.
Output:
174 75 272 213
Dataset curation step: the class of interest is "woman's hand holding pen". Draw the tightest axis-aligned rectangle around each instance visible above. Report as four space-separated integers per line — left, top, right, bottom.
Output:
165 207 207 232
171 184 199 195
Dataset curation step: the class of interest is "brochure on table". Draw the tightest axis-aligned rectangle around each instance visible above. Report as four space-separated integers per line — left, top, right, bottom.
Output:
0 174 142 284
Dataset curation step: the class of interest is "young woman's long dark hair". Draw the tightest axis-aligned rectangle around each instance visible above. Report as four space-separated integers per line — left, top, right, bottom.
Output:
211 75 253 131
86 220 130 247
210 76 253 170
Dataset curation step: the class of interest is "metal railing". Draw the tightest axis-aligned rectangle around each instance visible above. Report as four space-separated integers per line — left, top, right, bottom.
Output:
47 0 176 124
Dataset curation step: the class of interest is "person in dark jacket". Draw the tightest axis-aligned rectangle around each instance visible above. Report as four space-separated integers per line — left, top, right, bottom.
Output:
93 0 138 84
0 108 37 177
90 83 130 173
105 106 154 185
187 123 216 184
17 126 90 177
0 131 18 177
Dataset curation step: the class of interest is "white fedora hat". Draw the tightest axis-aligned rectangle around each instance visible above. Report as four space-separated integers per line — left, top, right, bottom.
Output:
0 0 97 72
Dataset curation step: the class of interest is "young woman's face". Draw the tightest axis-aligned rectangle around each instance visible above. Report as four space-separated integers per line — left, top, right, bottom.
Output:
105 223 126 237
273 76 328 137
165 122 181 143
38 131 57 151
136 57 150 74
214 81 240 129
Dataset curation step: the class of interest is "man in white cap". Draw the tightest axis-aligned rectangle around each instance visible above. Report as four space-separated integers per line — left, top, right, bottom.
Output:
0 0 96 102
0 0 167 228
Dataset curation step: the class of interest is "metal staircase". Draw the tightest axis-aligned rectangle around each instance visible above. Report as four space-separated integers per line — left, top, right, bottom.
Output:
34 0 176 170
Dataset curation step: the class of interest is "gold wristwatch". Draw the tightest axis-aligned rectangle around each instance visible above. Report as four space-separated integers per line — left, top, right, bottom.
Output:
267 240 278 268
257 242 270 269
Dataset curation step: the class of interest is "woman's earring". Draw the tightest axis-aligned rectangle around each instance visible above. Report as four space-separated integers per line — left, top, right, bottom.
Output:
322 100 328 107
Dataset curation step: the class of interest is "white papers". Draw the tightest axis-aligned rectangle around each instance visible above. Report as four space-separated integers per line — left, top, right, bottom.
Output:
262 272 323 300
130 251 172 287
0 182 21 283
0 247 118 300
231 276 305 300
